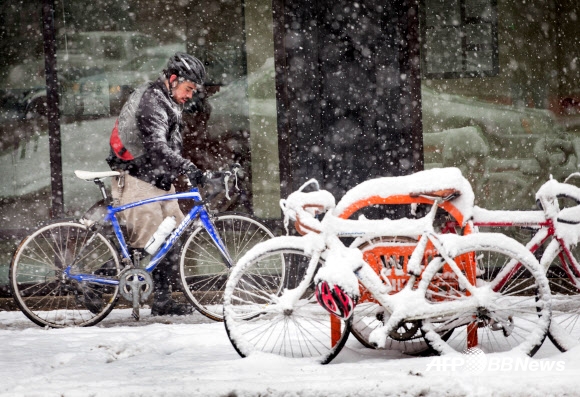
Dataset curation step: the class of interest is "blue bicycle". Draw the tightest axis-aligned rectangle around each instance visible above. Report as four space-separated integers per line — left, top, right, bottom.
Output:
9 168 276 327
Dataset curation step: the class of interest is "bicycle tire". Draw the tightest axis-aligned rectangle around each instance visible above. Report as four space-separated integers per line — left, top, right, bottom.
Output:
10 221 121 328
223 236 351 364
421 233 551 356
545 243 580 352
179 212 274 321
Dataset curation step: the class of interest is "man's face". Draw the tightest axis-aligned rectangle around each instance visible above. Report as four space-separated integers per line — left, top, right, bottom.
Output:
171 77 198 104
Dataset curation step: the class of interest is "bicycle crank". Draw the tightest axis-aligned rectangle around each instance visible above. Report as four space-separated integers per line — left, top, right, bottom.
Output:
118 268 154 321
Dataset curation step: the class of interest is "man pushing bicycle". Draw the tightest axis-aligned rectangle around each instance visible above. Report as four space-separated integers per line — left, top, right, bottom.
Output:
106 52 207 316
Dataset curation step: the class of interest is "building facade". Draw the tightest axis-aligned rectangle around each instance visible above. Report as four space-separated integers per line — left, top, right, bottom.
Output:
0 0 579 292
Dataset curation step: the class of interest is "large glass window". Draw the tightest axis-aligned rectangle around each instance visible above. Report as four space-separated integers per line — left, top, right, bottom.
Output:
0 3 46 294
0 0 280 292
422 0 580 210
53 0 280 218
421 0 499 78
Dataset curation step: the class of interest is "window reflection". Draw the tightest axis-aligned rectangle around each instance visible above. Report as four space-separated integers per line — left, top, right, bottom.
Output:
0 1 280 228
0 4 49 232
422 0 580 210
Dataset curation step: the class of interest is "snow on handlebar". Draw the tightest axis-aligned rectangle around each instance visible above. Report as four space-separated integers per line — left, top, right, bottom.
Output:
279 179 336 235
534 176 580 247
536 176 580 219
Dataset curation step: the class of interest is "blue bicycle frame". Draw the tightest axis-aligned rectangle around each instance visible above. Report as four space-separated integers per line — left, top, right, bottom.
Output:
64 186 234 286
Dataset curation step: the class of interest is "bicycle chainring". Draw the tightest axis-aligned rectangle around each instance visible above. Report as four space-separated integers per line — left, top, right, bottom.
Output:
118 268 154 303
388 320 421 341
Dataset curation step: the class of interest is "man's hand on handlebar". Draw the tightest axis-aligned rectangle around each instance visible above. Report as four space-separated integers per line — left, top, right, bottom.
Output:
185 165 207 187
183 163 241 200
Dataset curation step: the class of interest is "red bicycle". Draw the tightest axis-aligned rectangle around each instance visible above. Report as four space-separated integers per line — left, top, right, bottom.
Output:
471 175 580 352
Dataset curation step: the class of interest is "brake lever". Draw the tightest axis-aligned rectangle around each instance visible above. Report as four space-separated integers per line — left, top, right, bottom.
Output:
223 171 232 200
229 163 241 194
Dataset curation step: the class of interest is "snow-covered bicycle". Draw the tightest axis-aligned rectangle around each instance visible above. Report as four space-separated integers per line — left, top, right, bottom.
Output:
223 169 552 363
470 175 580 352
325 169 580 354
10 167 274 327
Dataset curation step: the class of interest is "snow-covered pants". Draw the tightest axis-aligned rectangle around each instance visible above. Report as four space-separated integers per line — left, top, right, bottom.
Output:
112 172 184 248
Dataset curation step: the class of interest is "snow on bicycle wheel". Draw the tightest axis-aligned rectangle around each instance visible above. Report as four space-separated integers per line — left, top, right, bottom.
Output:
223 237 350 364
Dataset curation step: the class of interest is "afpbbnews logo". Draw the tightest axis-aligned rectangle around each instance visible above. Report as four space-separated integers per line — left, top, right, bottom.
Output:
425 348 565 374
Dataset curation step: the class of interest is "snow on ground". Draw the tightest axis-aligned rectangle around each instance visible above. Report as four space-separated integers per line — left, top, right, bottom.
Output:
0 308 578 397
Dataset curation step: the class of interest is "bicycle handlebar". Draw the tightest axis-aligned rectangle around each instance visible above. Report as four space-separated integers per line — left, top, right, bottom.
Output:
536 177 580 217
186 163 242 201
280 187 335 234
279 179 335 234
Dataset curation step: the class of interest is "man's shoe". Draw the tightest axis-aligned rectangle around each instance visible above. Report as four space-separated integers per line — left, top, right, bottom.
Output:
151 299 194 316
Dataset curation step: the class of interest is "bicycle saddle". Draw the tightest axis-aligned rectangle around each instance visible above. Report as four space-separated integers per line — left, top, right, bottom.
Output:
409 188 460 201
75 170 121 181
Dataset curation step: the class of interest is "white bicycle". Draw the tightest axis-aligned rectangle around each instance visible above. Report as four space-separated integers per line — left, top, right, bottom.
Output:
223 174 552 363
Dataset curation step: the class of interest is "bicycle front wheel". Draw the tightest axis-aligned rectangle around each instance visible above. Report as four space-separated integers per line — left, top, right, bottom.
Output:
421 233 551 356
10 221 121 328
223 236 351 364
179 212 274 321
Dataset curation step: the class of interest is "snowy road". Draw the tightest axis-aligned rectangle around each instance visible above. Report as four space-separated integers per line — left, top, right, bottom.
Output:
0 308 578 397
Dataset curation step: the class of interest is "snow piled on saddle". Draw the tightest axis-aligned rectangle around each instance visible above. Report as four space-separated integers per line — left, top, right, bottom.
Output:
333 167 473 223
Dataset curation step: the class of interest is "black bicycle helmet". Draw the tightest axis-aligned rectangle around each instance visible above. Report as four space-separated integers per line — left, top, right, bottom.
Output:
165 52 206 85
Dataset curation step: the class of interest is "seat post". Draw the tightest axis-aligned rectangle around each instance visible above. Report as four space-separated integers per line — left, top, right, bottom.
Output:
93 179 112 205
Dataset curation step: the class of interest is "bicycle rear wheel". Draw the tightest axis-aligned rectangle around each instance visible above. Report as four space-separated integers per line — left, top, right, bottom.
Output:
223 237 351 364
179 212 274 321
422 233 551 356
10 221 121 328
546 244 580 352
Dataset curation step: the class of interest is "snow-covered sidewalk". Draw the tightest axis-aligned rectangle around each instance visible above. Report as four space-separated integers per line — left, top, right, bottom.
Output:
0 308 578 397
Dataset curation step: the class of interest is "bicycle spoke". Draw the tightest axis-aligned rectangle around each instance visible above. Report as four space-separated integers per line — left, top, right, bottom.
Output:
423 235 550 356
180 213 275 321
